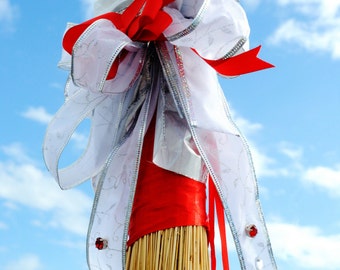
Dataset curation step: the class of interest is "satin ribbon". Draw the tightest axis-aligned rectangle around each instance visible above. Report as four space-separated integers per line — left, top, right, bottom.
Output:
199 45 274 76
128 115 208 246
209 175 230 270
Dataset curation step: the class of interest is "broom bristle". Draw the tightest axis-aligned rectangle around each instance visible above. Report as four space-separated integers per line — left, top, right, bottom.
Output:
126 226 209 270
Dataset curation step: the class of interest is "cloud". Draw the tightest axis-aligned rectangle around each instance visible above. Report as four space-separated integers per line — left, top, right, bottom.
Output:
219 218 340 270
0 0 17 31
70 131 89 150
276 141 340 198
269 221 340 269
231 109 287 178
0 221 8 230
0 143 92 236
231 110 263 136
269 0 340 59
0 0 15 22
242 0 261 10
4 254 43 270
278 141 303 160
231 109 340 201
22 106 53 125
81 0 96 18
303 165 340 197
1 143 36 165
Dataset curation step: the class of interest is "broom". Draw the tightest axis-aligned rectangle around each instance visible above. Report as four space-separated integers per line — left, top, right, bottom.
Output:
126 225 209 270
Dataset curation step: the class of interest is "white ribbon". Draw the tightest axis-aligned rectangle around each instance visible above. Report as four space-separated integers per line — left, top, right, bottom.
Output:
43 0 252 189
43 19 146 189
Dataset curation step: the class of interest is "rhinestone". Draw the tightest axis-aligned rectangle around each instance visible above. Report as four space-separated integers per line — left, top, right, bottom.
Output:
95 237 108 250
245 224 258 238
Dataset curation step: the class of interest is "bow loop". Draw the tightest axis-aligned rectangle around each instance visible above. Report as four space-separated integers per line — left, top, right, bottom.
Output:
63 0 173 82
70 19 138 93
126 10 172 41
120 0 172 41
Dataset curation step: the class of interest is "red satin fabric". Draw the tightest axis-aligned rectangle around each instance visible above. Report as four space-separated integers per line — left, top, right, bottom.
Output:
127 116 208 246
208 176 230 270
63 0 173 53
198 46 274 76
63 0 173 80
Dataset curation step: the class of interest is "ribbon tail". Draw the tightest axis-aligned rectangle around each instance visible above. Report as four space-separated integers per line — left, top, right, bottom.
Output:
208 176 230 270
208 176 217 270
215 184 230 269
200 46 275 76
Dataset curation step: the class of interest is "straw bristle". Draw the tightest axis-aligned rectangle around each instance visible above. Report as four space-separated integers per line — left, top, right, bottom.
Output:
126 226 209 270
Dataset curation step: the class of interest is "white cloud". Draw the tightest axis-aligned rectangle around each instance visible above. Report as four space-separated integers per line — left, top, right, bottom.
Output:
231 110 286 178
276 142 340 197
4 254 43 270
231 109 340 199
220 219 340 270
303 165 340 197
0 221 8 230
242 0 261 10
270 0 340 59
230 109 340 201
22 107 53 124
269 221 340 269
81 0 96 18
0 0 17 31
276 141 304 177
71 131 89 150
278 141 303 160
49 82 64 90
231 111 263 136
3 201 19 210
0 143 92 236
0 0 15 22
1 143 35 165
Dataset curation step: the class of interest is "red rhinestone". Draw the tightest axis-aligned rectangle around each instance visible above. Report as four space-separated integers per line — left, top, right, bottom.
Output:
246 224 258 238
95 237 108 250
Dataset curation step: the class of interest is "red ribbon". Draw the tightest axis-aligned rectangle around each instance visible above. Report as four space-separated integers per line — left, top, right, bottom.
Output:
63 0 173 80
208 175 230 270
128 115 208 246
199 45 275 76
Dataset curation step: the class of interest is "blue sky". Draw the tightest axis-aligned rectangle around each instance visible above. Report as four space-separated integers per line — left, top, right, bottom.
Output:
1 0 340 269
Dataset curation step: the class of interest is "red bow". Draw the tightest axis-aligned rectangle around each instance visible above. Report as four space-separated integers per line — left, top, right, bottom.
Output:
63 0 273 80
63 0 173 79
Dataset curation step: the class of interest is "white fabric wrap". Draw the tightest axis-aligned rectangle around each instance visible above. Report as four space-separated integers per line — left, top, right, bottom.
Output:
43 0 277 269
164 0 250 59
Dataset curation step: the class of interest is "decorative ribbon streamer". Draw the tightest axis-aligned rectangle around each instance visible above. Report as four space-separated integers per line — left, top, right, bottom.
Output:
209 175 230 270
199 46 275 76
